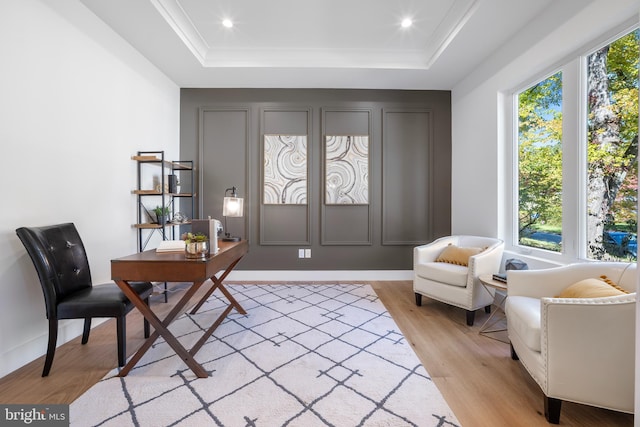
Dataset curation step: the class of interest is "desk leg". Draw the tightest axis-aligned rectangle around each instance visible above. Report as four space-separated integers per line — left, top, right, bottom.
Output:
186 257 247 356
190 304 235 356
186 276 247 356
116 279 209 378
190 255 245 315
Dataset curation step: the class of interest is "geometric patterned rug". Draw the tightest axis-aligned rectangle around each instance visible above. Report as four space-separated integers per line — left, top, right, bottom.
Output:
70 284 460 426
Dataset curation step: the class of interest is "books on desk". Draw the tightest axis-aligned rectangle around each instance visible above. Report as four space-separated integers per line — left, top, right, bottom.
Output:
492 273 507 283
156 240 185 253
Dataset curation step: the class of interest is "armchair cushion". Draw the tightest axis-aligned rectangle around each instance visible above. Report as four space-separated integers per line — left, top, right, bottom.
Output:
435 244 484 266
415 262 468 287
506 296 542 352
557 277 628 299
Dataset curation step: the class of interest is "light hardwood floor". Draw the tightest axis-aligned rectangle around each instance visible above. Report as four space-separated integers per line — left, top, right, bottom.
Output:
0 281 633 426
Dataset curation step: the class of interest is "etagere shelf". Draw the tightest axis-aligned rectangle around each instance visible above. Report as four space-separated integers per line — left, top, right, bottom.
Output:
133 150 196 301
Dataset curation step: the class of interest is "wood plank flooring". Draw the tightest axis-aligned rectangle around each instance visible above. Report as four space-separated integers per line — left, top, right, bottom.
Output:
0 281 633 426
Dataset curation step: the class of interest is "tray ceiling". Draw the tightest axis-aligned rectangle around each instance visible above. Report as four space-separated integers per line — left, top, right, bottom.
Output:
80 0 590 89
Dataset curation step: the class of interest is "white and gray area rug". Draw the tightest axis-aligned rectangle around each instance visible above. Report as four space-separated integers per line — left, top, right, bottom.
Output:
71 284 460 427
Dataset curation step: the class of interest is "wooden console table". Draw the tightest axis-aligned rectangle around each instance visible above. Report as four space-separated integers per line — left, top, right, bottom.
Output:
111 239 249 378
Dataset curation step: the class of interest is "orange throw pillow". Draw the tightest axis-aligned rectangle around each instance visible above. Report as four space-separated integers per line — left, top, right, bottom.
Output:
556 276 629 298
435 244 483 266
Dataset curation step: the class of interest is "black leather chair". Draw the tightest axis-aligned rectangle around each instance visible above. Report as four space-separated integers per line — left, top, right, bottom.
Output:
16 223 152 376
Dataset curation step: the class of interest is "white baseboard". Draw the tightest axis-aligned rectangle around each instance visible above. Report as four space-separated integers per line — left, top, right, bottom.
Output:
224 270 414 282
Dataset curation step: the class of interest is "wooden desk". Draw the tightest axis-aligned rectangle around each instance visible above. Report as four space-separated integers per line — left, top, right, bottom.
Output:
111 239 249 378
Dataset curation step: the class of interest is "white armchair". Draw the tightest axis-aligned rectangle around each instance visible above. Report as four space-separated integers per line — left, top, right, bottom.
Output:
506 262 636 424
413 235 504 326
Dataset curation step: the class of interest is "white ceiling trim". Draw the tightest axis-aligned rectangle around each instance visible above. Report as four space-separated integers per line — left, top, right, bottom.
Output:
423 0 480 68
150 0 481 70
202 47 430 69
150 0 209 64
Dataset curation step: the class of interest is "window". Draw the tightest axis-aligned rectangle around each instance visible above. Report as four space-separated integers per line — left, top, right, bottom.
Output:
586 30 639 261
517 72 563 252
514 27 638 262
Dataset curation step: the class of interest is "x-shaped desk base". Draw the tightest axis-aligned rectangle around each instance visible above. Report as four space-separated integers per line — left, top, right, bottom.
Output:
112 241 247 378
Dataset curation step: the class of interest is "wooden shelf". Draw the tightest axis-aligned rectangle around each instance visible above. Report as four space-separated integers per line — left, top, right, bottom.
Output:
134 221 191 229
133 190 160 195
134 223 163 229
172 162 193 170
132 190 194 197
131 155 193 171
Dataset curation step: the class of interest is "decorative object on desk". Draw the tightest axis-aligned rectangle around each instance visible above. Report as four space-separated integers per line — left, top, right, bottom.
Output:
155 240 186 253
191 217 221 254
70 284 459 427
152 205 171 225
182 232 209 259
505 258 529 271
222 186 244 242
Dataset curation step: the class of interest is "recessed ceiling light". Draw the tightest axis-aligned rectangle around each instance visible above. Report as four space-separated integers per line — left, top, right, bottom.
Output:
222 19 233 28
401 18 412 28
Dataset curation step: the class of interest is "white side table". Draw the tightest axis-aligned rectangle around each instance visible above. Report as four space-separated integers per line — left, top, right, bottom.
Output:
478 274 508 342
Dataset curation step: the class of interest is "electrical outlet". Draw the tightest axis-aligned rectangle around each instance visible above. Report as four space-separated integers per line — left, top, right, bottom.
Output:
305 249 311 258
298 249 305 258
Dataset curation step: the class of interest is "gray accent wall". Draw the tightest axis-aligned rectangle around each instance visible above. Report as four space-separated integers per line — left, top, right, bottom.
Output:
180 89 451 270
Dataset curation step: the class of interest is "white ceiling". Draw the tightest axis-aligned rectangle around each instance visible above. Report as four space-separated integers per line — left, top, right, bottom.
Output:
79 0 583 89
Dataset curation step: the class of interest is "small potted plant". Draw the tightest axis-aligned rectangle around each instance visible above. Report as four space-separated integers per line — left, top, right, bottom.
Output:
182 232 209 259
153 205 171 225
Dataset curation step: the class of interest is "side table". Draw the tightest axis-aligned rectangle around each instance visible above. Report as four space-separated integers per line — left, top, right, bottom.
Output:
478 274 508 342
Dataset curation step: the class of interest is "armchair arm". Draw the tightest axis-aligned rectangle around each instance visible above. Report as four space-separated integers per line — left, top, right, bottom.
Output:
468 241 504 279
541 294 635 411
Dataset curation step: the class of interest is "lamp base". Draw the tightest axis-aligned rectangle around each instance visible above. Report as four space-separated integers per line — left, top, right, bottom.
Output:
222 235 241 242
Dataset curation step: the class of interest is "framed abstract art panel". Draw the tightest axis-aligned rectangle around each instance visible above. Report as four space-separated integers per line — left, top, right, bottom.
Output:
325 135 369 204
263 134 307 204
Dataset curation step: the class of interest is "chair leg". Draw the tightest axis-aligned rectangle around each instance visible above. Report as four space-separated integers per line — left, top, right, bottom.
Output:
466 310 476 326
42 318 58 377
81 318 91 344
143 297 150 338
544 396 562 424
484 305 491 314
116 315 126 367
415 293 422 306
510 343 519 360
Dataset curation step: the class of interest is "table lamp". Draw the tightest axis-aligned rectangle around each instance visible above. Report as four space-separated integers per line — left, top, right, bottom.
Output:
222 186 244 242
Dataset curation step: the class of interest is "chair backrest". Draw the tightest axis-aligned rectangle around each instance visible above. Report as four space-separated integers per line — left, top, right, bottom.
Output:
455 235 503 249
16 223 93 318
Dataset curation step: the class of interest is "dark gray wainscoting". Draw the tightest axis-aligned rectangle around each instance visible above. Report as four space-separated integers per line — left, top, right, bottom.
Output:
180 89 451 270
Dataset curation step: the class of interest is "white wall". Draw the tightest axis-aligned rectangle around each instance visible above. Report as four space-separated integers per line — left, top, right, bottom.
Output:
0 0 180 378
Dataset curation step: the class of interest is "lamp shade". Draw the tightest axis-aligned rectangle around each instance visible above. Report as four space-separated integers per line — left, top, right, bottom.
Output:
223 196 244 217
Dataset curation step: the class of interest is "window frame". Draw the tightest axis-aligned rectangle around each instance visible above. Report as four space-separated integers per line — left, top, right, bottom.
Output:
505 21 639 264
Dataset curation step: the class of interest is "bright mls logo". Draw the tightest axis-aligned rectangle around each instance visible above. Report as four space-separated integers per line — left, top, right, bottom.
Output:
1 405 68 426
